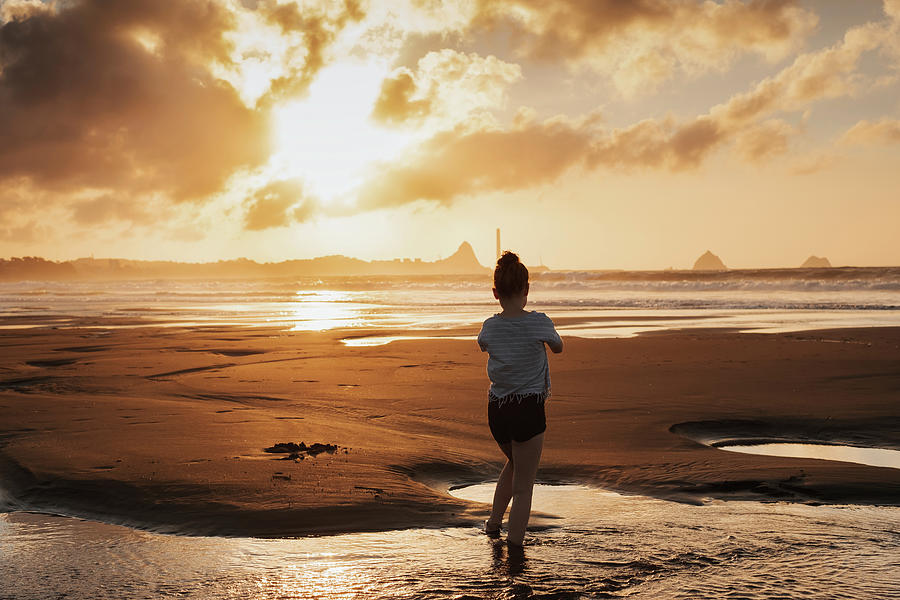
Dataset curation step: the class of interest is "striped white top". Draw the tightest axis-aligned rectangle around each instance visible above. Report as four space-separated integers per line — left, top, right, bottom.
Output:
477 311 562 401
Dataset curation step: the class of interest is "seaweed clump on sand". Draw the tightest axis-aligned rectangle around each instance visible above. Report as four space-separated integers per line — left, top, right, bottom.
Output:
264 441 340 460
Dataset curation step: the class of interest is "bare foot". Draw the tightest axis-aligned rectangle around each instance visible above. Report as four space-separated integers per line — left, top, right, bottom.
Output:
484 519 501 537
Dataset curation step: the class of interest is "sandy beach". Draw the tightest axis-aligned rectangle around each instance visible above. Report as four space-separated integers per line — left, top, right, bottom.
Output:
1 322 898 537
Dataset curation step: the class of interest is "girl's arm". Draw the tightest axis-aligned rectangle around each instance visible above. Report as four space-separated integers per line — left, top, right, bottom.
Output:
542 314 563 353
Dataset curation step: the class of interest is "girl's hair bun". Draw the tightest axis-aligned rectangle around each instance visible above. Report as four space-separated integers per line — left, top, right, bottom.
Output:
494 250 529 297
497 251 520 268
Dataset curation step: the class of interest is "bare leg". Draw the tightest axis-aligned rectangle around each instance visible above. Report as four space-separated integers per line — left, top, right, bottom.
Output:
506 433 544 546
487 443 513 531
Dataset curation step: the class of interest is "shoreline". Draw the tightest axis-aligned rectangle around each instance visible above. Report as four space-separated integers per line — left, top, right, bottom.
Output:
1 322 899 537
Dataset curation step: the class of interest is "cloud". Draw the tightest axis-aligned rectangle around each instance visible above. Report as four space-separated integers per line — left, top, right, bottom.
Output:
0 0 270 202
0 0 53 22
371 70 433 124
470 0 818 95
0 0 366 218
357 115 595 208
252 0 366 104
582 115 721 172
885 0 900 22
356 9 899 210
356 108 794 210
711 20 891 128
734 119 795 163
359 99 793 211
243 179 315 230
841 119 900 145
371 49 522 127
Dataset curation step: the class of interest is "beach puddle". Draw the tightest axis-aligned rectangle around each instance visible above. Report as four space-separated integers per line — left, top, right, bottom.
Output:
717 442 900 470
449 482 623 523
341 335 473 347
4 482 899 599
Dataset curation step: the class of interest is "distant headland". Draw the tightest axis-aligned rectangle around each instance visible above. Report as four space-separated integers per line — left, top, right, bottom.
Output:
800 255 832 268
0 242 490 281
693 250 727 271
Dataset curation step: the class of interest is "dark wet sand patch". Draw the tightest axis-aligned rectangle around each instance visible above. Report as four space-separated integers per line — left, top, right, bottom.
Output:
0 376 56 391
182 392 291 403
173 348 267 357
53 345 110 353
147 363 236 379
25 358 78 368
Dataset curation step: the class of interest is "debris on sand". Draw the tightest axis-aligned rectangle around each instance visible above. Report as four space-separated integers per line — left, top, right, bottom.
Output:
264 441 340 460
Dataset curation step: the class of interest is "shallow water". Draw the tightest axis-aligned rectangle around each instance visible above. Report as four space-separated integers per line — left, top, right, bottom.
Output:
2 484 899 599
718 443 900 470
2 277 900 338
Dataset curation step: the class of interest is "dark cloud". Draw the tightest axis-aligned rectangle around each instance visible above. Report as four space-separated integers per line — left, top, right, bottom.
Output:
0 0 364 208
0 0 269 201
371 70 433 124
243 179 314 230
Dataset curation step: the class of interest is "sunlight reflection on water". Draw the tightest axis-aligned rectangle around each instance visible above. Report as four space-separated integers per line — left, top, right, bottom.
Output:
286 290 369 331
2 484 899 599
718 443 900 470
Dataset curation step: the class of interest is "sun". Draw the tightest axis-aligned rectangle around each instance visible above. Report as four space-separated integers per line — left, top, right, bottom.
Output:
270 60 415 204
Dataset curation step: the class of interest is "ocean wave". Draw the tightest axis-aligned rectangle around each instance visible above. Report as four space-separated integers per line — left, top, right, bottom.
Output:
525 298 900 311
529 267 900 292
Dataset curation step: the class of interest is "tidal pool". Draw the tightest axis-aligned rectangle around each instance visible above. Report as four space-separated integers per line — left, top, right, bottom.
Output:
2 483 899 599
716 443 900 470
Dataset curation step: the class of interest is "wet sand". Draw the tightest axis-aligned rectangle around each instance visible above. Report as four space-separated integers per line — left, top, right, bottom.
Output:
1 321 898 536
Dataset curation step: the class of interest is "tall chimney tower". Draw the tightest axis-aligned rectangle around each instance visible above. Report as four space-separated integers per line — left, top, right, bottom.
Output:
496 228 501 260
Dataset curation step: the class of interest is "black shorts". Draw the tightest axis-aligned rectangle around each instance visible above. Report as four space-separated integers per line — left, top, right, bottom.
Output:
488 394 547 444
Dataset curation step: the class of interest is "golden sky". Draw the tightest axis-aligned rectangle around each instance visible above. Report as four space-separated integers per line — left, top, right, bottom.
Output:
1 0 899 269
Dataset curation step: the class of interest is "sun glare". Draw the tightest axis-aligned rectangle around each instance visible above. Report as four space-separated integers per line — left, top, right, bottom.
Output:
271 61 415 204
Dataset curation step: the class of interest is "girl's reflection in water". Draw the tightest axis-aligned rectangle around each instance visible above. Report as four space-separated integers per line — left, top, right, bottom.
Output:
490 537 527 576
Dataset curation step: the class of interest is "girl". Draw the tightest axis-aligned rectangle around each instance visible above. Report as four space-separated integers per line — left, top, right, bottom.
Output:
477 251 563 547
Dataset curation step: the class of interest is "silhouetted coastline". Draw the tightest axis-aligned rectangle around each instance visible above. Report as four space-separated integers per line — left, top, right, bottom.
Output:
0 242 489 281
